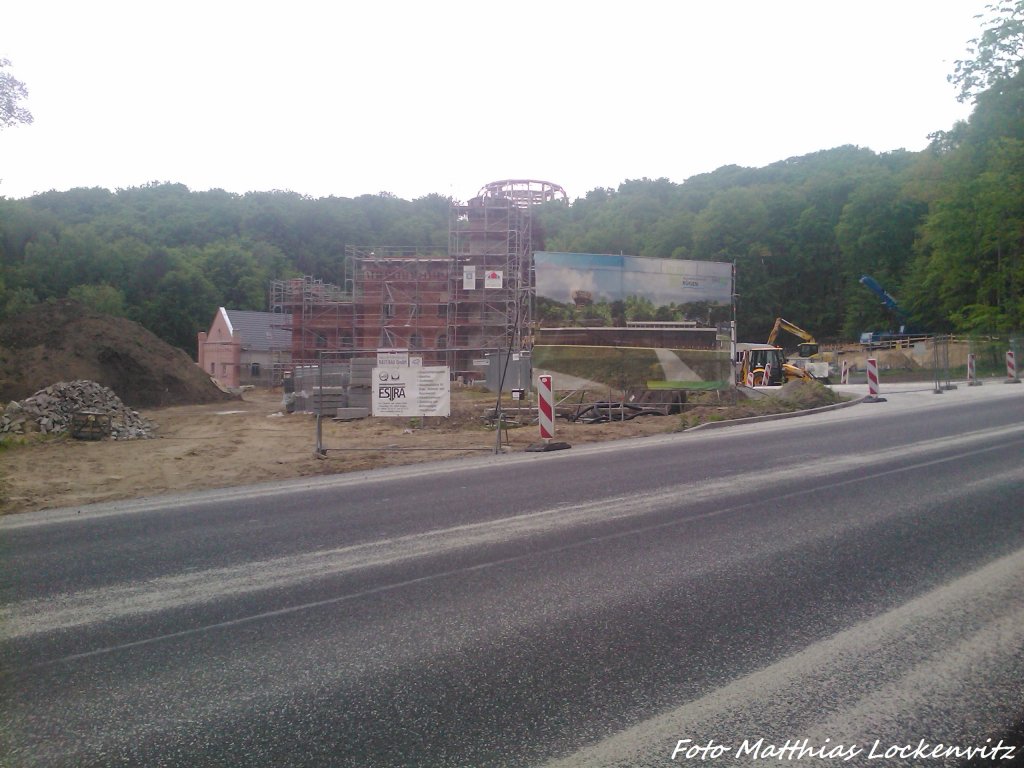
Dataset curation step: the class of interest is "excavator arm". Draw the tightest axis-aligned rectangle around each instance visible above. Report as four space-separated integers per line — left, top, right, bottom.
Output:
767 317 819 357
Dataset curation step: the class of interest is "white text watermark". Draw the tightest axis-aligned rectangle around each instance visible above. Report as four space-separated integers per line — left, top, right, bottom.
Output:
670 737 1017 762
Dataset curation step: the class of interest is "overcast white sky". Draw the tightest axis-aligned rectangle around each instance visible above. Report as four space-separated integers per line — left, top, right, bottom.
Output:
1 1 988 203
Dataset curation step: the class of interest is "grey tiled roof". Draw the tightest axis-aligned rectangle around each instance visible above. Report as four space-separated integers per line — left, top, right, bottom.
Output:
224 310 292 351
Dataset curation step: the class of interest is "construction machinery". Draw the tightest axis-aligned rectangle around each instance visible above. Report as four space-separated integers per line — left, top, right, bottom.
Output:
767 317 819 357
766 317 830 380
735 317 832 387
736 343 788 387
858 275 916 346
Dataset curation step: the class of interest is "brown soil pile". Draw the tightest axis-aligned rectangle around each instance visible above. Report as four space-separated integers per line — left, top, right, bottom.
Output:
775 378 842 407
0 300 235 408
679 380 841 428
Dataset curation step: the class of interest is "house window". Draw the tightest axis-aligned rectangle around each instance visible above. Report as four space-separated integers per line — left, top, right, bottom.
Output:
210 363 215 374
409 333 423 350
251 362 261 377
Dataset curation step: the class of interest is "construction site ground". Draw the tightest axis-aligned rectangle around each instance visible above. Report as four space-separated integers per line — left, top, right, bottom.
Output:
0 382 842 515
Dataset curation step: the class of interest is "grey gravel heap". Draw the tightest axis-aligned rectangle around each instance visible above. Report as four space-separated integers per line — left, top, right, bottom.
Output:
0 380 156 439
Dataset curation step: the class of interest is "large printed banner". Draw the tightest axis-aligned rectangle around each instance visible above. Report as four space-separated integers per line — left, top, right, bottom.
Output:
372 366 451 417
534 252 732 325
532 346 732 392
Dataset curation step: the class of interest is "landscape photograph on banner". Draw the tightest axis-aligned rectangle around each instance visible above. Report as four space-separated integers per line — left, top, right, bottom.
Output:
532 253 734 392
533 252 732 328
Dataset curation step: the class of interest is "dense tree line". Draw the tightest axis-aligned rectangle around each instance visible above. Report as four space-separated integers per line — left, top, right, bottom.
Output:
0 188 451 351
1 2 1021 352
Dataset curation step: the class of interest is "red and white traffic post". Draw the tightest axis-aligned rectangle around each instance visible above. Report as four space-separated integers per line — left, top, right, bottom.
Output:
538 374 554 441
1007 350 1021 383
865 357 886 402
840 359 850 385
967 352 982 386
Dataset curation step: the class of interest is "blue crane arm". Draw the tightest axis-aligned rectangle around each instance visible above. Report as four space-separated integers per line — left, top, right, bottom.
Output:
859 275 909 317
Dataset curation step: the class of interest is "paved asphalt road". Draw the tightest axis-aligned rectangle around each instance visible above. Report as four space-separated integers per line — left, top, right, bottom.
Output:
2 382 1023 767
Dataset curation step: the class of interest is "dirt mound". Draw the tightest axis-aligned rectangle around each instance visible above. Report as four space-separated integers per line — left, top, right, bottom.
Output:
775 379 841 408
678 381 842 429
0 300 236 408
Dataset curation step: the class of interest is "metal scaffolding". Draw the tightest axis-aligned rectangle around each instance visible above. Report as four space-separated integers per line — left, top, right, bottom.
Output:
268 180 568 379
347 246 450 361
447 181 566 372
269 275 354 376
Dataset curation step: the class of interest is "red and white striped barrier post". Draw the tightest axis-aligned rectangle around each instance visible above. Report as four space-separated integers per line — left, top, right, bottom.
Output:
840 359 850 385
762 361 772 387
967 353 982 386
865 357 886 402
1007 350 1021 383
525 373 570 453
538 374 554 441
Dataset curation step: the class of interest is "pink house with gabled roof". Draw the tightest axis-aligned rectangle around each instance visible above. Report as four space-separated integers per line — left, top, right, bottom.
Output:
197 308 291 387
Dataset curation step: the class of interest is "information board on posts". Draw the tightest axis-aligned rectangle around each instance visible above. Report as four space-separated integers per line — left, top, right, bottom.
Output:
371 366 451 417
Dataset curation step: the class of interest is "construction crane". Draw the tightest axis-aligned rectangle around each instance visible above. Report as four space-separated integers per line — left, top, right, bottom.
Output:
858 275 915 345
859 275 909 319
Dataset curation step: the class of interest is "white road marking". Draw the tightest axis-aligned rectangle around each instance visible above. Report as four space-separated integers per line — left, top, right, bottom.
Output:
544 546 1024 767
3 424 1022 640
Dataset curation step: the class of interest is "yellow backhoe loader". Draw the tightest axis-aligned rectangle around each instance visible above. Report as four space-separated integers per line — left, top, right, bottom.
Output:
736 343 789 387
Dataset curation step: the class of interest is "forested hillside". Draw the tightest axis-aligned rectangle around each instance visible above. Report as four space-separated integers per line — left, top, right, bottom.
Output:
0 189 451 351
1 4 1021 353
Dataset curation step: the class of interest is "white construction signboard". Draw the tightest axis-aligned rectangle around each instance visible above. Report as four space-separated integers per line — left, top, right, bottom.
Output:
372 366 451 417
376 348 409 367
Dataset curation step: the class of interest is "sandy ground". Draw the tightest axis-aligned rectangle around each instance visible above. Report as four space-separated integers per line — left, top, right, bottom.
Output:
0 389 704 515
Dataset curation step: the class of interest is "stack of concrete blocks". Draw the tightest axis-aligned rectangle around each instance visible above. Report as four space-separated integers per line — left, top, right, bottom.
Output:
292 364 349 416
346 358 375 413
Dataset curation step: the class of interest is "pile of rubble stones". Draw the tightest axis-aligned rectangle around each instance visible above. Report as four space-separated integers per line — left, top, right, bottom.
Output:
0 380 156 439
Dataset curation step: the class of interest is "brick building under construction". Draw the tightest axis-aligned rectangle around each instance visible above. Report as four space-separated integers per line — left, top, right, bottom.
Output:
269 180 567 378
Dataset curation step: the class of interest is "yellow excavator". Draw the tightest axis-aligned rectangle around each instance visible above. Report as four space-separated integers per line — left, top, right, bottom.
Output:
767 318 818 356
737 318 831 387
767 318 831 381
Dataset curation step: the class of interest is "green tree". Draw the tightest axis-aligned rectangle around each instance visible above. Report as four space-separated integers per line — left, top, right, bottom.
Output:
624 295 656 321
912 66 1024 333
196 240 270 310
138 265 221 353
2 287 38 318
0 58 33 128
915 138 1024 331
67 284 127 316
835 175 927 337
949 0 1024 103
